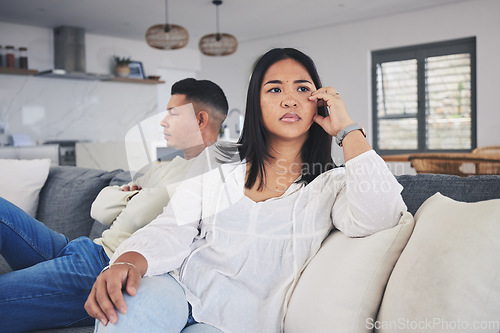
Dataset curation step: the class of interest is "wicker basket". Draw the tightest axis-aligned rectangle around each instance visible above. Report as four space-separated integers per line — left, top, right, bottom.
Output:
408 152 500 176
472 145 500 154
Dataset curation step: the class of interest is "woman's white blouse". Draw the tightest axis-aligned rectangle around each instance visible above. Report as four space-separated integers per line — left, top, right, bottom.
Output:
112 146 407 333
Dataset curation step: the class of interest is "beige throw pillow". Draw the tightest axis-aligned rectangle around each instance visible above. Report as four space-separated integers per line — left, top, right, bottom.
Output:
284 212 415 333
0 158 51 216
376 193 500 332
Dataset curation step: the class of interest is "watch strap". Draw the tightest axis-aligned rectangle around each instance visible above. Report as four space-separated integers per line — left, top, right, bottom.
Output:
335 123 365 147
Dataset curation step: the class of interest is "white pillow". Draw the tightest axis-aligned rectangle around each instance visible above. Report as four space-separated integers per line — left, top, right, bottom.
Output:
376 193 500 332
0 158 51 216
284 212 415 333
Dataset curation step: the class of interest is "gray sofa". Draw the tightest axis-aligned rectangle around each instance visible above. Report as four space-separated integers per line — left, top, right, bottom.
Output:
1 166 500 332
0 166 131 333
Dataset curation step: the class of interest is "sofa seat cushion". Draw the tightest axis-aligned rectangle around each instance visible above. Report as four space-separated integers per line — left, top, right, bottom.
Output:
36 166 121 240
376 193 500 332
284 212 414 333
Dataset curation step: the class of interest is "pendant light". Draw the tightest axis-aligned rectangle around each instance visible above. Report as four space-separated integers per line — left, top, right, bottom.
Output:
199 0 238 56
145 0 189 50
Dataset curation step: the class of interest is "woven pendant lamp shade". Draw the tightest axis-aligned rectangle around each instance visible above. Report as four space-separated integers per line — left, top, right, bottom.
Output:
145 0 189 50
199 33 238 56
145 24 189 50
199 0 238 56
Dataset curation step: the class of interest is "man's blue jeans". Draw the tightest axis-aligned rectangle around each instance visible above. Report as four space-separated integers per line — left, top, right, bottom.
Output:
0 197 109 332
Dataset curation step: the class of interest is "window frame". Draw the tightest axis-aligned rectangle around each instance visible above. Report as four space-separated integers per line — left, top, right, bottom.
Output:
371 37 477 155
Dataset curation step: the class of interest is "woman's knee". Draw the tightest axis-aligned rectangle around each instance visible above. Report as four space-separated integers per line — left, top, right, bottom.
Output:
126 274 189 318
138 274 187 301
96 274 189 333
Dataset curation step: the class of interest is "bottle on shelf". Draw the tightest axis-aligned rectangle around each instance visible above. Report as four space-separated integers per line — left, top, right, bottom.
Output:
19 47 28 69
5 46 15 68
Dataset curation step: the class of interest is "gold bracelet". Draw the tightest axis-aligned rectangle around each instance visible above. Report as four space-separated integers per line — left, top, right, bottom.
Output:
100 262 138 275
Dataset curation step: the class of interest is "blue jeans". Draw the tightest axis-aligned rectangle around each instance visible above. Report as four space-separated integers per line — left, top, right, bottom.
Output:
95 274 222 333
0 197 109 332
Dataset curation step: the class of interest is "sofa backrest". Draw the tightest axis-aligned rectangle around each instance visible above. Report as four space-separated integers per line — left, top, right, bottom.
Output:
396 174 500 215
34 168 500 240
36 166 122 240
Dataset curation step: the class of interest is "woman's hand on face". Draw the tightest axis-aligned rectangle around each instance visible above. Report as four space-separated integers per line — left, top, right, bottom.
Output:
84 261 142 326
309 87 354 137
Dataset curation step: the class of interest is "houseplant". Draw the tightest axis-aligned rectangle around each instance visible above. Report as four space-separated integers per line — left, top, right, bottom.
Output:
113 56 132 77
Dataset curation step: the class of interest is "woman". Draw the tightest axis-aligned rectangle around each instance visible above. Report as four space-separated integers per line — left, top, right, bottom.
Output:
85 48 406 333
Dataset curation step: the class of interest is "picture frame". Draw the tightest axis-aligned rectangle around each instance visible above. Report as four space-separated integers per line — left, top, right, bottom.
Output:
128 61 145 79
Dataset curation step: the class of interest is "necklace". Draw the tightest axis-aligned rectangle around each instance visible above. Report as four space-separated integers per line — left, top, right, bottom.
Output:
263 181 288 193
262 173 299 193
263 159 301 174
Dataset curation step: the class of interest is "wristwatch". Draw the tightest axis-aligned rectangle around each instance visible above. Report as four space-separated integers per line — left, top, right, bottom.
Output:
335 123 366 147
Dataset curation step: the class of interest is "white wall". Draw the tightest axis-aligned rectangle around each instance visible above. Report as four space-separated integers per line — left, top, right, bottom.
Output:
0 22 201 75
0 22 201 143
1 0 499 147
199 0 500 148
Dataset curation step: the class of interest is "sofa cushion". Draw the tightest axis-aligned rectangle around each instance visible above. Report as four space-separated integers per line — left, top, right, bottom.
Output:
36 166 121 240
88 221 109 241
376 193 500 332
109 170 132 186
0 158 51 217
284 212 414 333
396 174 500 215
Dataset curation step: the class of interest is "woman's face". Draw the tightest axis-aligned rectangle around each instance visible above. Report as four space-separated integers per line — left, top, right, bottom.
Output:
260 58 318 143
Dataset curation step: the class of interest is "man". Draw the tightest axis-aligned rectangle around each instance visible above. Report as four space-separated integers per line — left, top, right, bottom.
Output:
0 78 228 332
91 78 228 263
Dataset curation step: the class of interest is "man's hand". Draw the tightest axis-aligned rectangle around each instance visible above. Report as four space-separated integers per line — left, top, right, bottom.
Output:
85 253 147 326
120 184 142 191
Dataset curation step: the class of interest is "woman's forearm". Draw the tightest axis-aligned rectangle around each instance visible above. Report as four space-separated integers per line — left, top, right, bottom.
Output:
341 130 372 162
332 150 406 236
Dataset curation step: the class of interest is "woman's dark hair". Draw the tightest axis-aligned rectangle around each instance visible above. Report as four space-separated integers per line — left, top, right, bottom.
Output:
238 48 334 190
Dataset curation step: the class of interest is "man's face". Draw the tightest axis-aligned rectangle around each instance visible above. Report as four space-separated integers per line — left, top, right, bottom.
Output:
160 94 203 150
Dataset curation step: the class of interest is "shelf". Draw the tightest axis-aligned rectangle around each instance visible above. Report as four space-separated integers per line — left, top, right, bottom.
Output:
104 77 165 84
0 67 38 75
36 70 112 81
0 68 164 85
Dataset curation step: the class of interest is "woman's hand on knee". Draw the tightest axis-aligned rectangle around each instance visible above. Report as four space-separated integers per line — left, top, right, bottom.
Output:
85 253 147 326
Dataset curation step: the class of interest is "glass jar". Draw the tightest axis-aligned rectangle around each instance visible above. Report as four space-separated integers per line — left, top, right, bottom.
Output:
5 45 15 68
19 47 28 69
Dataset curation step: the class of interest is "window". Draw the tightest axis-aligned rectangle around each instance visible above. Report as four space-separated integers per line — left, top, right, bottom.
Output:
371 37 476 154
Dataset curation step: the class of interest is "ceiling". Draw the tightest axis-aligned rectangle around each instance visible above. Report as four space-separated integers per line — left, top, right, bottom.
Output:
0 0 471 44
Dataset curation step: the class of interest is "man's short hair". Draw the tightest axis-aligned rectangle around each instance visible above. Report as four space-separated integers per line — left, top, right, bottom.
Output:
171 78 228 118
